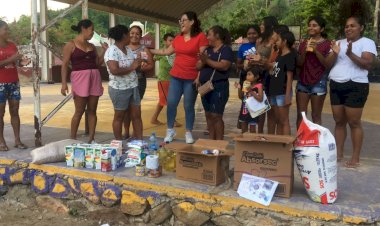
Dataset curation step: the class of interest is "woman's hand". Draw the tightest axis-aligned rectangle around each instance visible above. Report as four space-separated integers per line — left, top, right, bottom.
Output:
100 41 109 50
193 77 201 88
285 94 292 106
346 41 353 57
331 40 340 55
61 83 69 96
200 51 208 64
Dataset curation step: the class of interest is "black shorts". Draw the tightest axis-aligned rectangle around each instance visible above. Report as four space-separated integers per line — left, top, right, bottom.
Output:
329 80 369 108
201 80 229 115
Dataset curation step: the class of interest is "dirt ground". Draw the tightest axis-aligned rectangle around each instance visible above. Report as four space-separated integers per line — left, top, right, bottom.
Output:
0 185 133 226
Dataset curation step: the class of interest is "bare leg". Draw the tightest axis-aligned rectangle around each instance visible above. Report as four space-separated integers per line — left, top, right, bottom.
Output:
86 96 99 143
8 100 25 146
0 103 7 149
267 109 276 134
310 94 326 125
112 109 127 140
71 96 88 139
345 106 364 166
151 103 164 124
213 114 225 140
257 114 265 133
241 122 248 134
331 105 347 161
296 91 310 129
277 105 291 135
131 105 143 140
123 110 131 139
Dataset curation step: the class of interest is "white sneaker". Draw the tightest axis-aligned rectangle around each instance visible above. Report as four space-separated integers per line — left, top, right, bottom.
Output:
185 132 194 144
164 129 176 143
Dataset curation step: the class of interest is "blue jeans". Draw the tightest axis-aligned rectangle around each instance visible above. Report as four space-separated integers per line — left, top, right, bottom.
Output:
167 77 197 130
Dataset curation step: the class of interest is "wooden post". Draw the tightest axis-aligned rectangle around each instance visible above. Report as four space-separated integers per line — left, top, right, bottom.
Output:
83 0 90 135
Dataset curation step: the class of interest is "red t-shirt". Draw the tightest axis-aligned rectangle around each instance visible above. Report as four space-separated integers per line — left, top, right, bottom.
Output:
170 32 208 80
0 42 19 83
298 39 331 85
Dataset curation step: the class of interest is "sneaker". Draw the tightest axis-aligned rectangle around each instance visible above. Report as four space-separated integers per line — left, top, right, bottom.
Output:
164 129 176 143
185 132 194 144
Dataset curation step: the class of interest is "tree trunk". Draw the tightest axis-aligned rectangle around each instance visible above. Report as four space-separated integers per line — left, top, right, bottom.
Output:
374 0 380 40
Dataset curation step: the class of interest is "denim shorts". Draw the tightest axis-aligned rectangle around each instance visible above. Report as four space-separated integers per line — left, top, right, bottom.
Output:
201 80 229 115
269 94 292 107
0 82 21 103
108 86 141 111
296 78 327 96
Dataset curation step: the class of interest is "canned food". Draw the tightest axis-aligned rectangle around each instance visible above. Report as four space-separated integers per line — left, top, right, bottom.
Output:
148 166 162 178
135 164 145 177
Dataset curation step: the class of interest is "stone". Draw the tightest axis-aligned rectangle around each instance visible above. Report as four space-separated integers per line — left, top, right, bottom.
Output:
172 202 210 226
236 206 256 224
0 186 8 196
195 202 212 213
100 185 121 207
212 215 242 226
174 221 187 226
309 221 323 226
50 177 74 199
36 195 69 214
79 180 100 204
149 202 172 224
120 190 149 216
247 216 277 226
86 208 129 225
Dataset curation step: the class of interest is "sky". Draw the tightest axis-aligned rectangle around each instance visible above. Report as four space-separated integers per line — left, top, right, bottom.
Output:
0 0 69 22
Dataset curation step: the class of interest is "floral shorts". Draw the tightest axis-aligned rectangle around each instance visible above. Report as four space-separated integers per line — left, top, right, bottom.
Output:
0 82 21 103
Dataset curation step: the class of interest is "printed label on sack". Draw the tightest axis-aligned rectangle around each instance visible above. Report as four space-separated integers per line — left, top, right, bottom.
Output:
295 120 320 147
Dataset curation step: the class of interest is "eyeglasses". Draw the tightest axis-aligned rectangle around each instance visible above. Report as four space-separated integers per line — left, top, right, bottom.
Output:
178 19 190 24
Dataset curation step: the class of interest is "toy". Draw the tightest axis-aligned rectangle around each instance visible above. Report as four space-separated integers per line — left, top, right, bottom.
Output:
242 71 255 94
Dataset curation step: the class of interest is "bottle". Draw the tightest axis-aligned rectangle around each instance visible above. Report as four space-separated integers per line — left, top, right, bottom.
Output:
148 132 158 153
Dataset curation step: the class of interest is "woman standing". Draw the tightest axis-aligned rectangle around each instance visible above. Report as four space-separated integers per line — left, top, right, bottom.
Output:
296 16 332 128
0 20 30 151
236 25 261 131
328 15 377 168
123 25 154 139
196 26 234 140
105 25 143 140
150 11 208 144
61 19 107 143
257 16 279 134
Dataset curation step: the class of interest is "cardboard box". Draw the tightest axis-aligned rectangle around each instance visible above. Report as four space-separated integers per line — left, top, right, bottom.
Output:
166 139 233 186
233 133 295 198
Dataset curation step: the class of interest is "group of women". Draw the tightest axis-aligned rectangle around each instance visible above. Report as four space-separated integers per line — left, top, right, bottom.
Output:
0 8 376 168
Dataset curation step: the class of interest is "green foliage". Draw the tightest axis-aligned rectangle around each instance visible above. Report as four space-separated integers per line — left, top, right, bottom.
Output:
8 15 31 45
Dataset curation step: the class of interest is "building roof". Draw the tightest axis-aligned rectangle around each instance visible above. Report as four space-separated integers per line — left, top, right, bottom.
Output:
53 0 222 26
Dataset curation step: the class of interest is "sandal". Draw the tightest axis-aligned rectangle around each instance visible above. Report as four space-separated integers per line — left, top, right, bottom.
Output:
344 161 361 169
14 143 28 149
174 121 182 127
0 143 9 152
151 120 164 125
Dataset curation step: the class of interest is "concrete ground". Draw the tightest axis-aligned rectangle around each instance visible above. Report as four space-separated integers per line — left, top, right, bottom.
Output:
1 78 380 223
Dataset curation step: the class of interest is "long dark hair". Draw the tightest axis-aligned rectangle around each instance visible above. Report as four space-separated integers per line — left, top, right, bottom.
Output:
280 31 295 48
108 25 129 42
209 25 231 46
71 19 93 33
181 11 202 37
261 16 278 43
308 16 327 38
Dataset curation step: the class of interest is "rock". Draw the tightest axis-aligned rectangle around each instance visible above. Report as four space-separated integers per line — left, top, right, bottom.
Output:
247 216 277 226
309 221 323 226
174 221 187 226
236 206 256 224
120 190 149 216
212 215 242 226
172 202 210 226
149 202 172 224
36 195 69 214
0 186 8 196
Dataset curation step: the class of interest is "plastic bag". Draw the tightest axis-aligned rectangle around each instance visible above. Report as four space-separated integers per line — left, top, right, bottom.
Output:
294 112 338 204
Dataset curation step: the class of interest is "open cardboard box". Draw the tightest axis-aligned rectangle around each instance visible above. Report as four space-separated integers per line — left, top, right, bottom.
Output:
166 139 233 186
233 133 295 198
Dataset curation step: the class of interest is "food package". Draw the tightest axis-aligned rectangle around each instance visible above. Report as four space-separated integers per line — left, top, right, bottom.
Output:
294 112 338 204
73 146 85 168
65 145 75 167
85 147 95 169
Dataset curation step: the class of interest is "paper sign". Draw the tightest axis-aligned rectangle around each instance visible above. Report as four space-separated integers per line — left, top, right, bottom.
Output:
237 173 278 206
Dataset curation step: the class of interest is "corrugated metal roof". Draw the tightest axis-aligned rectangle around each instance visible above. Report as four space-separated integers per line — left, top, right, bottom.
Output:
53 0 222 26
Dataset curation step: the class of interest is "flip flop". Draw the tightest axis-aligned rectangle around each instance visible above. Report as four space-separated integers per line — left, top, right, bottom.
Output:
344 161 361 169
14 143 28 149
337 157 344 162
0 143 9 152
